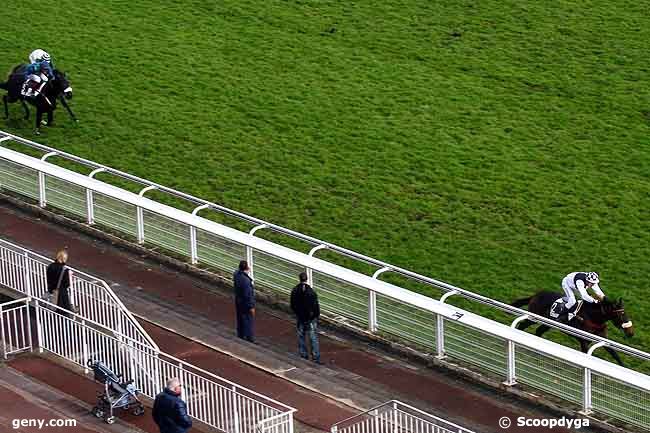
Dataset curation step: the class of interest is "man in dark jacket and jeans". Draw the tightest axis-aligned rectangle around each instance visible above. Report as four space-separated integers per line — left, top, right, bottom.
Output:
290 272 321 364
233 260 256 342
152 378 192 433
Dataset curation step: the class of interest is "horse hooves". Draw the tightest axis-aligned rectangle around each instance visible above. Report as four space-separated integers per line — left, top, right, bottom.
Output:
34 130 41 136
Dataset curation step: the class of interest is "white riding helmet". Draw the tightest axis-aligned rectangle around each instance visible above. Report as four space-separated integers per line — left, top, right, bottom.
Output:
586 272 600 284
29 49 51 64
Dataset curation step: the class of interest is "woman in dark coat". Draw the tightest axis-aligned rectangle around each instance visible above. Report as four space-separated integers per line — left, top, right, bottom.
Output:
46 248 73 315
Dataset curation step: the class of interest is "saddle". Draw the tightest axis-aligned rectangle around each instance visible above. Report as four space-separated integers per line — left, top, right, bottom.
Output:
21 73 48 99
550 298 583 321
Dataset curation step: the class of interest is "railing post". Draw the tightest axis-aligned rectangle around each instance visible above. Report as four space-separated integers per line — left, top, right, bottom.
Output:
392 401 399 433
136 207 145 243
582 368 593 415
137 185 157 244
189 204 210 265
307 245 328 286
369 267 390 333
35 298 43 353
86 168 105 225
504 314 529 386
0 304 6 359
504 340 517 385
189 226 198 264
86 188 95 224
436 291 458 359
581 342 605 415
25 300 33 353
23 253 32 297
37 152 58 208
248 224 268 279
232 385 241 433
38 171 46 207
82 319 89 373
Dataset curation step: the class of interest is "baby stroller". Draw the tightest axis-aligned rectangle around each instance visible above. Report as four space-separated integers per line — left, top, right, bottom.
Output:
88 359 145 424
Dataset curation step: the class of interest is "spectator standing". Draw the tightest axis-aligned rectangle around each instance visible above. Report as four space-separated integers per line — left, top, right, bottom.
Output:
233 260 256 342
290 272 321 364
152 378 192 433
46 248 74 315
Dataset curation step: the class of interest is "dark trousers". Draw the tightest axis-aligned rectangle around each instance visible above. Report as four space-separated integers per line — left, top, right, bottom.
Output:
236 306 255 342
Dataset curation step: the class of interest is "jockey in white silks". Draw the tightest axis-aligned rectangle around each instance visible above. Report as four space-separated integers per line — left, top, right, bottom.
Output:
555 271 605 323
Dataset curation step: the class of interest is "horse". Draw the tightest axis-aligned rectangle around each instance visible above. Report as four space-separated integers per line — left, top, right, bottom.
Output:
511 291 634 366
0 64 77 134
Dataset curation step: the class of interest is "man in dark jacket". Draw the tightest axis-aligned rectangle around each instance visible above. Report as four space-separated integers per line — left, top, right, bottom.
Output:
290 272 321 364
152 378 192 433
233 260 255 342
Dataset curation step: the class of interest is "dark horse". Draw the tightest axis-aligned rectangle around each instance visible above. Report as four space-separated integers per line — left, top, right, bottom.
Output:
0 64 76 134
512 291 634 366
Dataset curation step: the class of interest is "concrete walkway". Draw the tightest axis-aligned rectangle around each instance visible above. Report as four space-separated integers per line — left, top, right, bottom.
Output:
1 200 611 433
0 360 149 433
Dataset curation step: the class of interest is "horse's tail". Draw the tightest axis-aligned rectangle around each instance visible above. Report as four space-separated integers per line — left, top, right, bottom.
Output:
0 81 7 90
511 296 532 309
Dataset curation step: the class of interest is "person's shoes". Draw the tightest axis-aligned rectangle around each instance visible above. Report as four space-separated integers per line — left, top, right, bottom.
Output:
312 358 323 365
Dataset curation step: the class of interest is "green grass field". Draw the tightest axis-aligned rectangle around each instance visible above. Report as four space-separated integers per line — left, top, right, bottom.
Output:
1 1 649 367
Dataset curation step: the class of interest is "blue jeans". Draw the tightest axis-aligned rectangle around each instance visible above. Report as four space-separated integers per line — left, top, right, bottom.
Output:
297 319 320 362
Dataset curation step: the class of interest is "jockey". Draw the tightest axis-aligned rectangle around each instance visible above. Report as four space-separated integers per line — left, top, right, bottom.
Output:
557 272 605 323
22 49 54 99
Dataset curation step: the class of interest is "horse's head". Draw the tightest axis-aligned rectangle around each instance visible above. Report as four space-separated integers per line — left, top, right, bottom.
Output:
604 297 634 338
51 69 73 100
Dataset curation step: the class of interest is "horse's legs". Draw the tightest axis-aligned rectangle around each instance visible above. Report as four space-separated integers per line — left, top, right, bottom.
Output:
47 110 53 126
535 324 551 337
576 338 589 353
21 100 30 120
3 95 8 119
59 96 77 122
515 319 536 332
604 347 624 366
34 109 42 135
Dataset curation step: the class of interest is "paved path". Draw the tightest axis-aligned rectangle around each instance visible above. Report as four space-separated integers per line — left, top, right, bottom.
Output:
0 201 602 433
0 361 149 433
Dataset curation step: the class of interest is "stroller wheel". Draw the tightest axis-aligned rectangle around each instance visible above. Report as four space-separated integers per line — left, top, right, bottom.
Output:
92 407 104 418
132 405 145 416
105 416 116 425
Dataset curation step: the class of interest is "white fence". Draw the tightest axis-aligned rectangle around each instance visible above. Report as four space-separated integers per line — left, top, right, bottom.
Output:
0 297 32 358
332 401 475 433
0 237 157 351
1 131 649 430
0 296 296 433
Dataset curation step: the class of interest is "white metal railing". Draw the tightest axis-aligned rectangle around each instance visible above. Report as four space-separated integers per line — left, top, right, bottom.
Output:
1 131 649 430
0 298 32 358
332 400 475 433
0 237 157 351
0 296 296 433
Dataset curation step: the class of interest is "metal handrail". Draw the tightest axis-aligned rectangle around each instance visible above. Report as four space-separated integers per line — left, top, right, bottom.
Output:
331 400 475 433
1 130 645 361
0 237 158 351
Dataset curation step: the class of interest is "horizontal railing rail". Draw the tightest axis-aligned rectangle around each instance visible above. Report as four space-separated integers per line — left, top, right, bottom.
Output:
0 237 158 351
1 131 649 430
0 129 645 359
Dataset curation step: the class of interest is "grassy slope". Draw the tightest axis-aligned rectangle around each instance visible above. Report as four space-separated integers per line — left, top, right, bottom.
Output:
1 1 649 364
